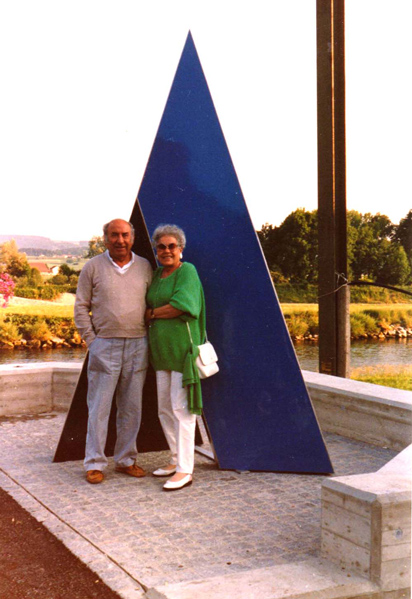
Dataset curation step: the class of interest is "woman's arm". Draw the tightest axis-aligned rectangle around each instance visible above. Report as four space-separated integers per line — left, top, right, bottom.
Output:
145 304 184 325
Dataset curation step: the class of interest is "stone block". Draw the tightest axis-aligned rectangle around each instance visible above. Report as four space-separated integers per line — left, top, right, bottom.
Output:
321 528 371 577
322 500 371 549
322 485 373 519
321 454 411 594
378 558 411 592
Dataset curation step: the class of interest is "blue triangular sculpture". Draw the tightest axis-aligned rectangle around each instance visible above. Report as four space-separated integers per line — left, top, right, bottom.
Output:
132 32 333 473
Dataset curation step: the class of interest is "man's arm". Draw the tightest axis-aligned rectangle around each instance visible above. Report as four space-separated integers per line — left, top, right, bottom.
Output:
74 264 96 347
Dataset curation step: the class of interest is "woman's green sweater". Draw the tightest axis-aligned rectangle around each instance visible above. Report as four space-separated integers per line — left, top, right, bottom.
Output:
146 262 206 414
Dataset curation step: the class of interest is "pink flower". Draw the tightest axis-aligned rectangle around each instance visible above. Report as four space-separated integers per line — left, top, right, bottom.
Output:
0 273 15 307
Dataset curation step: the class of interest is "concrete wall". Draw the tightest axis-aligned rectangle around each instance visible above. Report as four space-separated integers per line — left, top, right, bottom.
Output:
304 371 412 451
1 365 411 453
0 363 81 417
321 445 411 596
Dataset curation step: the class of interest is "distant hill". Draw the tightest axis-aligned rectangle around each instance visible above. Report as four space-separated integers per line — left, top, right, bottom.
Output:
0 235 88 254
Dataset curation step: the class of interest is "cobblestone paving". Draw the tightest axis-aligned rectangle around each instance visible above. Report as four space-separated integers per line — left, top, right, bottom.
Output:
0 413 396 589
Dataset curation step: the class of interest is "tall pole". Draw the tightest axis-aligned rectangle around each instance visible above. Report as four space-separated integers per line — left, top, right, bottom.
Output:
316 0 350 377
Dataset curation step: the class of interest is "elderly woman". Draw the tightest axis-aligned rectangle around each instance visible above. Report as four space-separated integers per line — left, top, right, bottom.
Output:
146 224 206 491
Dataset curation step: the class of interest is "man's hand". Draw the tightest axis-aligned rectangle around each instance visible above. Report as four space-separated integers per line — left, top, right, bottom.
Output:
145 308 153 326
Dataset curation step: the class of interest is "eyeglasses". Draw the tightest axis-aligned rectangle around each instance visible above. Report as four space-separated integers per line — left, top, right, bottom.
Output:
156 243 180 251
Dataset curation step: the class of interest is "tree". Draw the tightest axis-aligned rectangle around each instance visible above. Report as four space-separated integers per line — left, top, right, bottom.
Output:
258 209 410 288
392 210 412 281
258 209 318 283
0 240 31 279
17 267 43 288
59 263 77 278
347 212 401 283
86 236 105 258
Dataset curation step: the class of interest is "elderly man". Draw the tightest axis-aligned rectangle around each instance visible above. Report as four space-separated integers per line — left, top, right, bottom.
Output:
75 219 152 484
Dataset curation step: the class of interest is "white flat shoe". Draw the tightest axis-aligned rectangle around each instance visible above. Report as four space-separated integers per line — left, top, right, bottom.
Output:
163 474 192 491
153 466 177 477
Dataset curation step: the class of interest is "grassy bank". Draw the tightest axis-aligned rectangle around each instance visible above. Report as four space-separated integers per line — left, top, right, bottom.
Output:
351 365 412 391
0 300 79 347
282 304 412 339
2 301 412 345
2 303 74 318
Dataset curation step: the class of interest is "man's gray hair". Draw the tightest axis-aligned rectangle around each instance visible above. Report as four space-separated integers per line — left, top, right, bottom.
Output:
152 224 186 249
103 220 135 242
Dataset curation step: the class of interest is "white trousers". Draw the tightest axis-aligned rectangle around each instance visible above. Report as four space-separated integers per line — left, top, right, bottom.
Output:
156 370 196 474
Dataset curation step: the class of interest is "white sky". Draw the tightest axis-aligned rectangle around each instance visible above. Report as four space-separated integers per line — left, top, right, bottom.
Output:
0 0 411 242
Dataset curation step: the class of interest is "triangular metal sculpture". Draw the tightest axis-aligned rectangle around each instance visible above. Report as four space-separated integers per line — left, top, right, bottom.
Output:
132 32 333 473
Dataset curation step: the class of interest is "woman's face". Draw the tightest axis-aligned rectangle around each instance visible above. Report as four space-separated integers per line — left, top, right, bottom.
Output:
156 235 181 269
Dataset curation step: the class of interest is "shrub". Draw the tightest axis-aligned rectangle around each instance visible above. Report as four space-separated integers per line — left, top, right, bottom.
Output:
350 312 378 337
276 284 318 303
14 286 40 299
286 314 310 337
49 274 68 285
7 314 77 342
39 286 60 300
24 320 53 342
306 312 319 335
0 317 22 343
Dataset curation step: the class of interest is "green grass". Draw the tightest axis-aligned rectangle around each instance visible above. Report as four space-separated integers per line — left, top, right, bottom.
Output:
281 303 412 315
351 365 412 391
2 304 74 318
281 303 318 315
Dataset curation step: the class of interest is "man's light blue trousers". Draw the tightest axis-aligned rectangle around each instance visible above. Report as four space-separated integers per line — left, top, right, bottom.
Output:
84 337 148 472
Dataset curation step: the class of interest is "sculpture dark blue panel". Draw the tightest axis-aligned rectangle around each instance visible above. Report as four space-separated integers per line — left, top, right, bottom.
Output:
132 32 333 473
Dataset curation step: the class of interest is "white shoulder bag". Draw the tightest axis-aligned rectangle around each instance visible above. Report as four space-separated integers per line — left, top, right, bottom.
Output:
186 322 219 379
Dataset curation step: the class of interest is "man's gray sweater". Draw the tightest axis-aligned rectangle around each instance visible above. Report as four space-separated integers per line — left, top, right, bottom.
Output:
74 252 152 347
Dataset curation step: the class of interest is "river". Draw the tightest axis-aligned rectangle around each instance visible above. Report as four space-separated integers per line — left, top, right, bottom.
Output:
0 339 410 372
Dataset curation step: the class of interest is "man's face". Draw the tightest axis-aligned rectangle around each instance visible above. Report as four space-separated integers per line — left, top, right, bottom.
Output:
104 220 134 263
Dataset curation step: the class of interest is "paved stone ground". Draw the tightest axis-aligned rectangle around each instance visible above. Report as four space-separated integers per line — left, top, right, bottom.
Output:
0 413 396 595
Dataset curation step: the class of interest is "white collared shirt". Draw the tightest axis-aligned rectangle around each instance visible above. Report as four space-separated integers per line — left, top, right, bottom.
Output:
105 250 135 274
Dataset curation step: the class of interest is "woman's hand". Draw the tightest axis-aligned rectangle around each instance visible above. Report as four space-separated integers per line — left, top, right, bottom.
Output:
154 304 184 319
145 304 184 324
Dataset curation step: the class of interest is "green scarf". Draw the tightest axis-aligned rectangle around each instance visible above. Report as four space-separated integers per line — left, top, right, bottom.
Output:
182 344 203 415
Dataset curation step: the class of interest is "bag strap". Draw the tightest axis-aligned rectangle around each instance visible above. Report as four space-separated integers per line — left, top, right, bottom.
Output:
186 321 194 344
186 321 208 345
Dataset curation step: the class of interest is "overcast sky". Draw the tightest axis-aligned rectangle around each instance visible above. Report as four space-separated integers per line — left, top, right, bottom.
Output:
0 0 410 241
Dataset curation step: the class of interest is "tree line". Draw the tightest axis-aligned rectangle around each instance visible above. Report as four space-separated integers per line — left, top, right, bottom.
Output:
257 209 412 287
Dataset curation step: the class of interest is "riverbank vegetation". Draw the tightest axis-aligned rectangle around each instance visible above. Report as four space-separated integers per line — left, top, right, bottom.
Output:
0 301 82 349
1 301 411 349
351 365 412 391
282 304 412 340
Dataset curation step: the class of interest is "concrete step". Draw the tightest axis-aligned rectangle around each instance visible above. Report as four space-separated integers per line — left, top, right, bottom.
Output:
145 558 380 599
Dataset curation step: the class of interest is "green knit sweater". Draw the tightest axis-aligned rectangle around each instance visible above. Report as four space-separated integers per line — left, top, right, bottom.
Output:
146 262 206 414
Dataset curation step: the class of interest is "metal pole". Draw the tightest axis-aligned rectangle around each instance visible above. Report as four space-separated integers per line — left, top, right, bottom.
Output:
316 0 350 377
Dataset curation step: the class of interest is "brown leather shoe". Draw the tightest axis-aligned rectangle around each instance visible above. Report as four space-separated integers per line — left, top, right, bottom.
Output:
86 470 104 484
115 463 146 478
